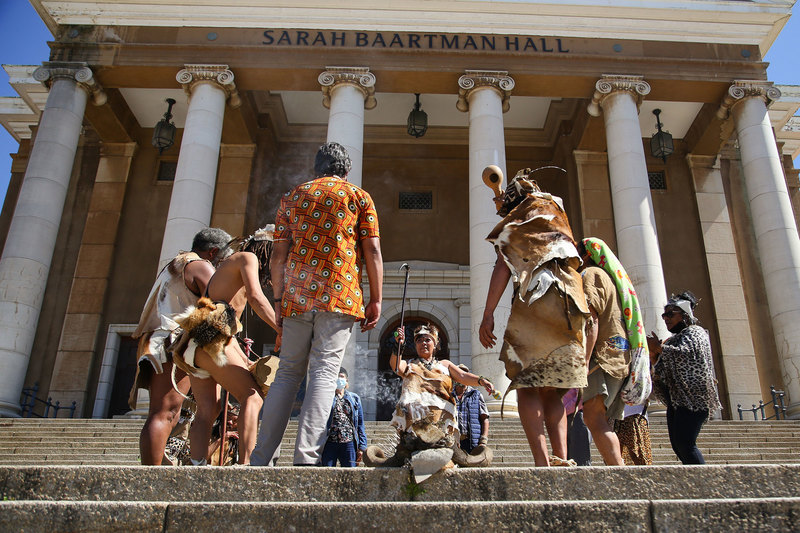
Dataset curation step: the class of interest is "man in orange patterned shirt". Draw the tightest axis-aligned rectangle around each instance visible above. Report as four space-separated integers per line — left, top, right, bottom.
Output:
251 142 383 466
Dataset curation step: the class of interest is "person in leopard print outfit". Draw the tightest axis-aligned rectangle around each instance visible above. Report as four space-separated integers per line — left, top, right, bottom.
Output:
647 291 721 464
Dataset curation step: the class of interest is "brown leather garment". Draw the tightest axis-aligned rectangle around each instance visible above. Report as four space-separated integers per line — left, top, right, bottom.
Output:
487 193 589 390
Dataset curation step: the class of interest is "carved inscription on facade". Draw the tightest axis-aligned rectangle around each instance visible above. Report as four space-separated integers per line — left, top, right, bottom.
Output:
262 30 570 53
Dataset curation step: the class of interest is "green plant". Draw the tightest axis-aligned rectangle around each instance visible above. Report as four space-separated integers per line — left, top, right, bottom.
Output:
402 480 426 501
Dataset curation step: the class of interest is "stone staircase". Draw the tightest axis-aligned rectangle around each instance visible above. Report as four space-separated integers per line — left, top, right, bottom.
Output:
1 417 799 531
1 416 799 466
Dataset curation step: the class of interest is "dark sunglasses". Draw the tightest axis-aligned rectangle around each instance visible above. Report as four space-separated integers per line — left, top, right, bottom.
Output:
661 310 681 319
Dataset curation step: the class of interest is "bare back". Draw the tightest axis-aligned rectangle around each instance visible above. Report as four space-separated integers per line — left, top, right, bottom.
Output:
205 252 250 318
205 251 277 331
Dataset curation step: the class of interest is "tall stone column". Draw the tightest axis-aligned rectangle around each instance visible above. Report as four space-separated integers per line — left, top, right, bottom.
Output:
318 67 376 378
318 67 376 188
588 75 669 337
457 70 516 412
0 62 106 417
158 65 240 268
719 81 800 417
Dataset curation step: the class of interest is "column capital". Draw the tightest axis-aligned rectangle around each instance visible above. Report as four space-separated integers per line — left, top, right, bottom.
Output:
176 64 241 108
587 74 650 117
33 61 107 106
318 66 377 110
456 70 515 113
716 80 781 120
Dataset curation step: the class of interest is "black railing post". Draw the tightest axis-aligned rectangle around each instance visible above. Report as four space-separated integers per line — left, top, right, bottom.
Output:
68 401 77 419
738 404 744 420
771 386 781 420
20 389 30 418
759 400 767 420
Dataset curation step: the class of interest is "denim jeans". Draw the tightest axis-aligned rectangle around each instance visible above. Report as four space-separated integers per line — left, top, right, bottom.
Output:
321 440 357 467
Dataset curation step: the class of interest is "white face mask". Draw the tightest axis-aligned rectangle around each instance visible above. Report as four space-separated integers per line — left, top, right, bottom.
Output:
336 378 347 389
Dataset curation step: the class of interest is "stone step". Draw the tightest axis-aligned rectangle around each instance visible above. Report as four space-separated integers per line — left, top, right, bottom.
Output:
4 424 800 441
6 424 800 435
3 418 800 468
1 465 798 502
4 418 800 426
6 439 798 454
3 498 799 532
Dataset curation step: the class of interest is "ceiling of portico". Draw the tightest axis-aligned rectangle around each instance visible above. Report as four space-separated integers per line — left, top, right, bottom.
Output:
116 87 702 141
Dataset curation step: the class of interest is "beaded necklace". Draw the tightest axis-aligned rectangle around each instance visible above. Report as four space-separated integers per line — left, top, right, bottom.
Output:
417 357 437 371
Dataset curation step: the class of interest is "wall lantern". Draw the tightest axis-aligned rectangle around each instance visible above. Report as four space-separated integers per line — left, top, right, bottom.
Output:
650 108 674 163
407 93 428 138
152 98 177 154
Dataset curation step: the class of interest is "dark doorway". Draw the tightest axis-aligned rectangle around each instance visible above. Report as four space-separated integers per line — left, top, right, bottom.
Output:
375 317 449 420
108 335 138 417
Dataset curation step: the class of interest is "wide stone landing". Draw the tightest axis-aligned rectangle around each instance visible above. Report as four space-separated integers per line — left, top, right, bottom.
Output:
1 465 799 532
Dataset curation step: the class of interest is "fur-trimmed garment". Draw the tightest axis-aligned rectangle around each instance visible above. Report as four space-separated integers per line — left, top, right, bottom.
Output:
169 297 241 379
391 360 458 451
486 192 589 390
129 252 207 408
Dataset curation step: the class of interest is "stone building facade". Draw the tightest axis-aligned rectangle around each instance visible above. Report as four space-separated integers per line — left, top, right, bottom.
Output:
1 1 800 421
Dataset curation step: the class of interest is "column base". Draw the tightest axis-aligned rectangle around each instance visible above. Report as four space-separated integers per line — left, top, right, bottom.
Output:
0 401 22 418
784 402 800 420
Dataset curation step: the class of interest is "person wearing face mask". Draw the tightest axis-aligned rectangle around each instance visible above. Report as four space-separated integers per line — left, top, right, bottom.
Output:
321 367 367 467
647 291 721 464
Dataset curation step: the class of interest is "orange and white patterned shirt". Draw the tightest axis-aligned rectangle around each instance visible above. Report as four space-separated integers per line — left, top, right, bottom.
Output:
275 176 380 320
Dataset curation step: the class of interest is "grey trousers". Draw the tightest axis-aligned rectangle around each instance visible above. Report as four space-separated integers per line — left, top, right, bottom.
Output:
250 311 354 466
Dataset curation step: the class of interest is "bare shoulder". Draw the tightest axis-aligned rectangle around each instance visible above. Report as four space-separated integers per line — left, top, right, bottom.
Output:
184 258 214 275
237 250 258 268
183 258 215 288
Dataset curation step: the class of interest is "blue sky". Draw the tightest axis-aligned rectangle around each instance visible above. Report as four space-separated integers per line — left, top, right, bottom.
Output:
1 2 799 208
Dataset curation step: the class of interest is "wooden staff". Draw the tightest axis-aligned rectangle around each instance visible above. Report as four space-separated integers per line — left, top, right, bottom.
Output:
394 263 411 374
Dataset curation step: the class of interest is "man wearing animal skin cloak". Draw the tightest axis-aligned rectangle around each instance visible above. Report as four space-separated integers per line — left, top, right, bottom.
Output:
131 227 231 465
479 168 589 467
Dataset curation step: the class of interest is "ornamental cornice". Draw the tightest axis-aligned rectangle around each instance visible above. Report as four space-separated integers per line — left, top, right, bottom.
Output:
587 74 650 117
456 70 515 113
32 61 107 106
318 67 377 110
176 64 241 108
716 80 781 120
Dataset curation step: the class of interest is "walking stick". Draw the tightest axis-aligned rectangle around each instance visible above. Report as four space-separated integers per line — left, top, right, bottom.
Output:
394 263 411 373
219 390 229 466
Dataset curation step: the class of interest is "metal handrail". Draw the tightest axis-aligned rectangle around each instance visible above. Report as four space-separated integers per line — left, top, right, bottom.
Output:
737 385 787 421
20 383 77 419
